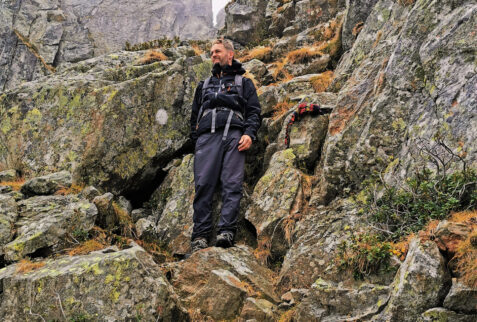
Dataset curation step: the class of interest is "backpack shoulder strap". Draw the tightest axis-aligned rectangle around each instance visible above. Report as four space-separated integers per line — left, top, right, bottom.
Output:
201 76 212 105
234 74 244 98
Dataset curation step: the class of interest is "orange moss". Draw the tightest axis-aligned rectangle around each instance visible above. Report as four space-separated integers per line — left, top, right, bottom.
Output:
138 50 168 65
16 259 46 274
310 71 334 93
0 178 25 191
67 239 105 256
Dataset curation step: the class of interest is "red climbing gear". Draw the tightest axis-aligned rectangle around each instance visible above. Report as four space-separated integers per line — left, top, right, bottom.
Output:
284 102 332 148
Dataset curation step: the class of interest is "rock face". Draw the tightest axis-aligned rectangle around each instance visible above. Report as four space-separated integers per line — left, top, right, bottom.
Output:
295 279 390 321
0 244 188 321
0 0 476 319
0 51 212 195
223 0 269 45
2 195 97 261
0 0 214 90
317 0 477 203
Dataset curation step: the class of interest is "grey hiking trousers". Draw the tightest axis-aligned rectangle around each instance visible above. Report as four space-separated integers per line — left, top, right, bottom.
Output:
191 128 245 241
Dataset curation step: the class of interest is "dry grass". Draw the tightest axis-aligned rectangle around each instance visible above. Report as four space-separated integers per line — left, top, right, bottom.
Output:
55 183 84 196
449 210 477 288
14 30 55 73
271 60 294 82
112 201 136 238
243 71 260 89
278 308 296 322
191 44 204 56
286 46 324 64
352 22 364 36
372 30 383 48
310 71 334 92
239 46 273 63
397 0 416 5
138 50 168 65
0 178 25 191
16 259 46 274
67 239 106 256
253 236 272 266
272 99 294 120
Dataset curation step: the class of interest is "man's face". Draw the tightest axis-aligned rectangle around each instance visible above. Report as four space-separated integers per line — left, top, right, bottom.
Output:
210 43 233 67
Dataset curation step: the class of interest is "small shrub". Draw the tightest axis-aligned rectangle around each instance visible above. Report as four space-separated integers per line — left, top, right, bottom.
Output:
360 167 477 241
336 232 393 279
16 259 46 274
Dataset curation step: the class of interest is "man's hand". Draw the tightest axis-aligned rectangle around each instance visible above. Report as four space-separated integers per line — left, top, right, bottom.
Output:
238 135 252 151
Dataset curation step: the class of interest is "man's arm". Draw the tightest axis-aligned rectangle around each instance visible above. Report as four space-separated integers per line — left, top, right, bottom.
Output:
190 81 204 144
242 78 262 142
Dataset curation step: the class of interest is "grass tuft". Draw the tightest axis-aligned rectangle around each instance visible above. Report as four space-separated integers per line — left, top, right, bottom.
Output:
138 50 168 65
16 259 46 274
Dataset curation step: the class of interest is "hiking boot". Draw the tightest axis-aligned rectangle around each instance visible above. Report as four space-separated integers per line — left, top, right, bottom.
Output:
190 237 208 253
216 231 234 248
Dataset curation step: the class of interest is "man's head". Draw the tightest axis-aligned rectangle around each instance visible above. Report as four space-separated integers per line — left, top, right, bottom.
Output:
210 38 234 67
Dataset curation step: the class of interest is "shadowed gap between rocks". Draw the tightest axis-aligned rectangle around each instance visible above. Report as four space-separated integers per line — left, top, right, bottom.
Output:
122 140 195 209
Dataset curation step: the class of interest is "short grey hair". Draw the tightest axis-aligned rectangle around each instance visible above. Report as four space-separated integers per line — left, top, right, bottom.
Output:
212 38 234 51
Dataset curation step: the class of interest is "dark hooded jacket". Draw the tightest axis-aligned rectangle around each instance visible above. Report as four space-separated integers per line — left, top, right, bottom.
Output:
190 60 262 143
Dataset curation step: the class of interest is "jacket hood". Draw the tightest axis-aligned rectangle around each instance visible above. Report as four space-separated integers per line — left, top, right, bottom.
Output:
212 59 246 77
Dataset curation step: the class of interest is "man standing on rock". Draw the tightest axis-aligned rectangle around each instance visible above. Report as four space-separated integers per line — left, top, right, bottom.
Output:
189 38 261 252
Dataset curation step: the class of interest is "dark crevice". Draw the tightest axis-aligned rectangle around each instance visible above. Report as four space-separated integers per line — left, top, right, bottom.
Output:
29 246 54 259
0 255 7 269
123 140 195 209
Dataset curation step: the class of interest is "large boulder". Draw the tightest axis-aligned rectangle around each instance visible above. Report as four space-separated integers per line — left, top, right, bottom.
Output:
295 279 390 321
246 149 306 263
276 198 393 291
0 244 188 320
0 51 212 195
443 278 477 315
2 195 97 261
223 0 269 45
374 238 451 321
316 0 477 203
20 170 72 196
419 308 477 322
165 245 279 320
0 169 16 182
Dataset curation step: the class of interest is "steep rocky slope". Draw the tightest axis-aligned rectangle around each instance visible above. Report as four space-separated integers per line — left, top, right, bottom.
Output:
0 0 214 90
0 0 476 320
